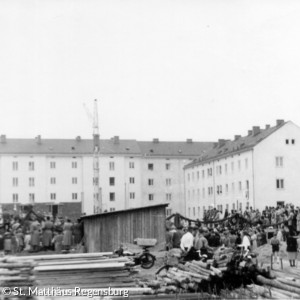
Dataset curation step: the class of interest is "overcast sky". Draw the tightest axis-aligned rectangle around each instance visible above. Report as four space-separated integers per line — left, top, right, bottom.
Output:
0 0 300 142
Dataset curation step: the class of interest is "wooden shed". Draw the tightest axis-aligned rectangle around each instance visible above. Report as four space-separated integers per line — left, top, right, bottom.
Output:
81 204 168 252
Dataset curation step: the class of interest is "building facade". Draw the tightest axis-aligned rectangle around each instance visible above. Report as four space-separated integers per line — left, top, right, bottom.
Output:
184 120 300 219
0 135 214 219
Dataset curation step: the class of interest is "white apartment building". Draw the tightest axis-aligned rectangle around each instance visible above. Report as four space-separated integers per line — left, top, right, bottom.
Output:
0 135 214 219
184 120 300 219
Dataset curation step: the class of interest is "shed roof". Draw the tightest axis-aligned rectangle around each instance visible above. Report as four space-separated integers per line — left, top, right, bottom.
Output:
81 203 169 220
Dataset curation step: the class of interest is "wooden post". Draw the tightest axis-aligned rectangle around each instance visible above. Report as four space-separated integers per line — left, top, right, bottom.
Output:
271 254 273 270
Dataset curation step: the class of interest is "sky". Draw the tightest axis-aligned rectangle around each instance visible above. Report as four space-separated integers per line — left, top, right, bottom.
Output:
1 0 300 142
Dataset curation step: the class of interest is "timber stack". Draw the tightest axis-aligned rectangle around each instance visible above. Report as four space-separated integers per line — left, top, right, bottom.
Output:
0 257 37 299
9 252 138 289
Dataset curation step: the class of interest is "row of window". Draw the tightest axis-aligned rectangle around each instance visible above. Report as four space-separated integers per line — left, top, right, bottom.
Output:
187 180 250 199
147 178 172 186
187 156 286 183
12 193 79 203
188 202 248 217
10 161 173 172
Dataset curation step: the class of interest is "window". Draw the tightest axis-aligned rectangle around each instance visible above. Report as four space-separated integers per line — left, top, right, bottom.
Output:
129 177 135 184
148 179 154 186
130 192 135 199
231 162 234 172
246 180 249 190
109 162 115 171
188 174 190 181
225 184 228 193
165 163 171 170
166 178 171 186
166 193 172 201
276 179 284 189
50 193 56 200
72 161 77 169
193 207 196 216
239 181 242 191
109 208 115 212
148 194 154 201
286 139 289 144
245 159 248 169
72 193 78 200
197 171 199 180
225 164 228 174
232 182 235 193
292 139 295 144
50 161 56 169
188 208 191 217
93 177 99 185
109 177 115 186
72 177 78 184
29 177 35 187
238 160 241 171
12 161 18 171
13 177 18 187
207 168 213 176
50 177 56 184
202 188 205 199
109 192 115 201
275 156 283 167
29 193 35 203
148 163 154 171
166 208 172 216
29 161 35 171
202 170 205 178
129 162 135 169
12 194 18 203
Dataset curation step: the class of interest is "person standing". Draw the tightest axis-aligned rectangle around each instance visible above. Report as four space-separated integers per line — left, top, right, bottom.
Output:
30 219 40 252
286 231 298 267
250 229 258 251
63 219 73 251
42 216 54 251
270 230 280 264
296 209 300 234
172 225 184 249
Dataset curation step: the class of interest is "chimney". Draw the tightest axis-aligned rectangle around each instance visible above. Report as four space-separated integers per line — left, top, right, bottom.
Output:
35 135 41 145
76 136 81 142
0 135 6 144
265 124 270 130
153 138 159 143
234 135 241 141
113 136 119 144
218 139 226 147
248 130 252 136
186 138 193 143
276 119 284 126
252 126 260 136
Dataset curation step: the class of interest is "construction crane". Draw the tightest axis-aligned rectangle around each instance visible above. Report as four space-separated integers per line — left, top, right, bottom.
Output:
83 99 102 214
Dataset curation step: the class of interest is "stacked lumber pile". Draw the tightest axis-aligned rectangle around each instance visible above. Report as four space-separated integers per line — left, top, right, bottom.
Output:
0 257 37 298
6 253 138 289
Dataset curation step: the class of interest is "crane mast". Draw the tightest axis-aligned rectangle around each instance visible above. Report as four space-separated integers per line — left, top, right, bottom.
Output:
93 99 101 213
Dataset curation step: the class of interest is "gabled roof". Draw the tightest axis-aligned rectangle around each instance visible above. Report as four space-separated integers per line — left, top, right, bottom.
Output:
0 137 215 157
185 121 287 169
0 138 141 155
138 141 215 157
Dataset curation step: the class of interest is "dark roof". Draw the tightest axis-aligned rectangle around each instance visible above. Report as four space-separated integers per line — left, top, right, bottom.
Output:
81 203 169 219
138 141 215 157
0 137 215 157
185 121 287 169
0 138 141 155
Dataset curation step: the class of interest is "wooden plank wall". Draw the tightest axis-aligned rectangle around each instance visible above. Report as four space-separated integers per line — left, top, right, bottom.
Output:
83 206 166 252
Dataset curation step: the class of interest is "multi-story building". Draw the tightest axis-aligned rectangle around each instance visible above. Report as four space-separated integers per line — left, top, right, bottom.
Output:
0 135 214 220
184 120 300 219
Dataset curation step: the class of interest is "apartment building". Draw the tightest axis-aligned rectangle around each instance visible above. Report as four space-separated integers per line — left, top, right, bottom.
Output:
0 135 214 219
184 120 300 219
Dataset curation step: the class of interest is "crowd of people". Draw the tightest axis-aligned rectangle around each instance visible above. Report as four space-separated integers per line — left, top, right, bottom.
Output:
0 214 84 255
166 203 300 268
